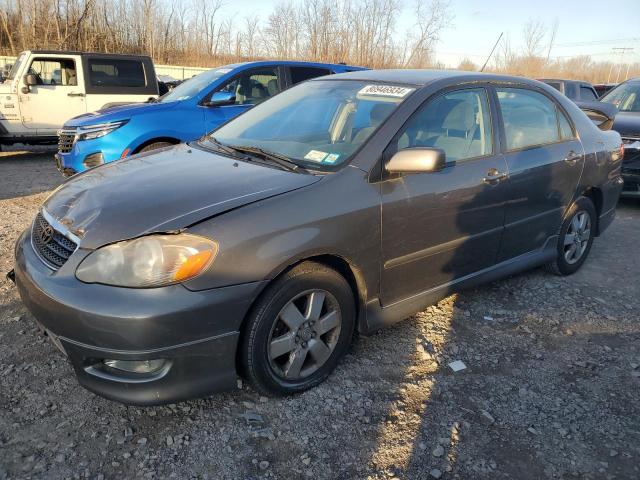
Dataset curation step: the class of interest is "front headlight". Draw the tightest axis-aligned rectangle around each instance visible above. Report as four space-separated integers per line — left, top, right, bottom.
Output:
76 120 128 141
76 234 218 287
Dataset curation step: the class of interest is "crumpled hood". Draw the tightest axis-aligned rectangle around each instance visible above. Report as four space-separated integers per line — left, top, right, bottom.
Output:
64 101 178 128
43 143 320 249
612 112 640 137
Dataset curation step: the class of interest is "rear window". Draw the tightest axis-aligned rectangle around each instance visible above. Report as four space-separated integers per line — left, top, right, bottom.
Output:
580 86 598 102
497 88 568 150
564 82 578 99
545 81 562 92
290 67 332 85
88 59 146 87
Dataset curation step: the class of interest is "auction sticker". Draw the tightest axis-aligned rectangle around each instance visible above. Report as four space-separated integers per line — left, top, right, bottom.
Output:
358 85 414 98
304 150 328 162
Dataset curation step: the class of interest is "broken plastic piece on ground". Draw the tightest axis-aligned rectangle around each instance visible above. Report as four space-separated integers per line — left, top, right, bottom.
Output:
448 360 467 372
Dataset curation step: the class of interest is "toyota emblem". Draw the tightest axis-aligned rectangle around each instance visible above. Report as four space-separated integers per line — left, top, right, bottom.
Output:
40 225 54 245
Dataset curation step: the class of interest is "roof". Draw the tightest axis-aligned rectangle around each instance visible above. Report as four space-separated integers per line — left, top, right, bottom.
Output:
223 60 366 71
539 78 593 85
319 69 543 87
27 50 152 59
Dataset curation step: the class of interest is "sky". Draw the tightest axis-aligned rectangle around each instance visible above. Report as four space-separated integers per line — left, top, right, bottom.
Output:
213 0 640 67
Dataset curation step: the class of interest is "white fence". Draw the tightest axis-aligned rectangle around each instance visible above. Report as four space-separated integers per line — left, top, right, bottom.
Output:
0 55 209 80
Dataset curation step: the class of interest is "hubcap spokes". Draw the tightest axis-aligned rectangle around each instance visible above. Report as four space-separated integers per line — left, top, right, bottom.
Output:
563 211 591 264
268 290 341 380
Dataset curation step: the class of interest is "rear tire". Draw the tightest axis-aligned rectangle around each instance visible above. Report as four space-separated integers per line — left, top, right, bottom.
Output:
545 196 596 276
139 141 174 153
239 262 356 396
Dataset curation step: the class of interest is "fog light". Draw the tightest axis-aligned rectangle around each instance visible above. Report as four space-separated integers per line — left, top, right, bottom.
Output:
103 359 166 374
83 152 104 168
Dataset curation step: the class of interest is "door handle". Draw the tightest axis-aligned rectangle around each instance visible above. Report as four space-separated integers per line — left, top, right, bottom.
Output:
564 150 581 165
67 92 85 97
483 168 508 185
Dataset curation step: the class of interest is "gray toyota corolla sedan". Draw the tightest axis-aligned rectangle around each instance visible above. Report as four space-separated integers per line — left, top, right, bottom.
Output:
12 70 624 405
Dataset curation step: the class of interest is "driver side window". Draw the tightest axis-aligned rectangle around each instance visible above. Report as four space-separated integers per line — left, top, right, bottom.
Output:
217 68 280 106
392 88 493 162
28 58 77 86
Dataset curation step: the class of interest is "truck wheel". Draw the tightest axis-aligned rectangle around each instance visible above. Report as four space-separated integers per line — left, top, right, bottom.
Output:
545 196 596 276
240 262 356 396
139 142 174 153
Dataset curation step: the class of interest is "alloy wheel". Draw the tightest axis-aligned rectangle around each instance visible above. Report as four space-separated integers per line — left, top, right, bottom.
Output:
563 210 591 265
267 289 342 380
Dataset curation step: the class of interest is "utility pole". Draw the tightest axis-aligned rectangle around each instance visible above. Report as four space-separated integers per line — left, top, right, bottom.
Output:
608 47 634 83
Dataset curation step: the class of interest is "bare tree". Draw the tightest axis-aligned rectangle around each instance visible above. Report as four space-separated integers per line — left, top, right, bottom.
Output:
523 18 546 58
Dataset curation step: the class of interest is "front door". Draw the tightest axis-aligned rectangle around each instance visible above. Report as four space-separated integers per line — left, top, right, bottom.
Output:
19 56 86 133
380 87 508 305
203 66 283 133
493 87 585 261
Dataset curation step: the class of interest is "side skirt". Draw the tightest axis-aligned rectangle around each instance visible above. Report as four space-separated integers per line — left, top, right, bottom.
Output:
361 236 558 335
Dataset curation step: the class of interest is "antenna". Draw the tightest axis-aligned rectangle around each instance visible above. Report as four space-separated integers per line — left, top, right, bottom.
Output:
480 32 504 72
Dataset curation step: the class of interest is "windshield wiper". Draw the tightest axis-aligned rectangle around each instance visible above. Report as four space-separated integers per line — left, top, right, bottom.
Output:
223 144 303 172
205 137 249 157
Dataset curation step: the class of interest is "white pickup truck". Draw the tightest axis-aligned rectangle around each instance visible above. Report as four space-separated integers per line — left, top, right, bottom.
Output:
0 50 158 146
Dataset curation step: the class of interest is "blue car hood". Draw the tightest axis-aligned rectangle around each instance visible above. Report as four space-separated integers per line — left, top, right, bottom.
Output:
65 101 179 127
43 143 321 249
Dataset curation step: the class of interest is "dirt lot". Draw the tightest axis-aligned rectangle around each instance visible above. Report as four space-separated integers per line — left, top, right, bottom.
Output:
0 151 639 480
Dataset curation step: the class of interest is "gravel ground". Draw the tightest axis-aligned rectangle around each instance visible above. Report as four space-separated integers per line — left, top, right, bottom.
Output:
1 151 639 480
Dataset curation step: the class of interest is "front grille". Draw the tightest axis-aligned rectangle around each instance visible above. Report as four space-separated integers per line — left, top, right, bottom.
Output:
31 213 78 269
57 129 76 153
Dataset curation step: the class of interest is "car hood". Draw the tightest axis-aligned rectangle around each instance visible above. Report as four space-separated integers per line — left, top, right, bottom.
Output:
612 112 640 137
43 143 321 249
64 101 178 128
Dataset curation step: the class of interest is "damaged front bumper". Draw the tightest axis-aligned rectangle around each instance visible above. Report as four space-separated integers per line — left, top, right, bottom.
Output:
11 227 267 405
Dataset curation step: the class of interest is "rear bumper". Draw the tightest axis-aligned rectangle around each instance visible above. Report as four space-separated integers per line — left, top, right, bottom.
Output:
13 228 267 405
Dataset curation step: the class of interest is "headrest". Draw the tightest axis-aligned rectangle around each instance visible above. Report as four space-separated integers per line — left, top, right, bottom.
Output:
442 101 474 131
370 103 395 124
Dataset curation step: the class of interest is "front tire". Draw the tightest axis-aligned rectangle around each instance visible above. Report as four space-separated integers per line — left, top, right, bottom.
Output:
239 262 356 396
546 196 596 276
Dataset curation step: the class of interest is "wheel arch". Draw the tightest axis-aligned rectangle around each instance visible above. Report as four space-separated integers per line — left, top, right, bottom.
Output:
131 136 181 154
580 186 603 235
239 253 369 340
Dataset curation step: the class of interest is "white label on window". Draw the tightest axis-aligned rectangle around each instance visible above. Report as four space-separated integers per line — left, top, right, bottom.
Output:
358 85 414 98
304 150 328 162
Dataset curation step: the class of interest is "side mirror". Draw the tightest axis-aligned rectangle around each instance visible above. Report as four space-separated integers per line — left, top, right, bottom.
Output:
24 73 38 86
385 148 446 174
205 91 236 107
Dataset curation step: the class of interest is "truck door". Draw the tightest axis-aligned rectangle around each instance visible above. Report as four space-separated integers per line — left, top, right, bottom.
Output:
19 55 87 132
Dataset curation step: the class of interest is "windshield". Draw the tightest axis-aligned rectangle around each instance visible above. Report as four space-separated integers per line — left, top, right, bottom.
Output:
206 80 415 168
601 82 640 112
159 66 234 103
7 53 25 81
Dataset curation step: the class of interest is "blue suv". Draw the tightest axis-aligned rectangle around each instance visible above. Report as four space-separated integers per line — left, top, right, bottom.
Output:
55 60 365 175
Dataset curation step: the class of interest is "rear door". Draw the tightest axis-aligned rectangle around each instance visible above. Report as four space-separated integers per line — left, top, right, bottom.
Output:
380 86 509 305
494 86 584 261
82 56 158 111
18 55 86 132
